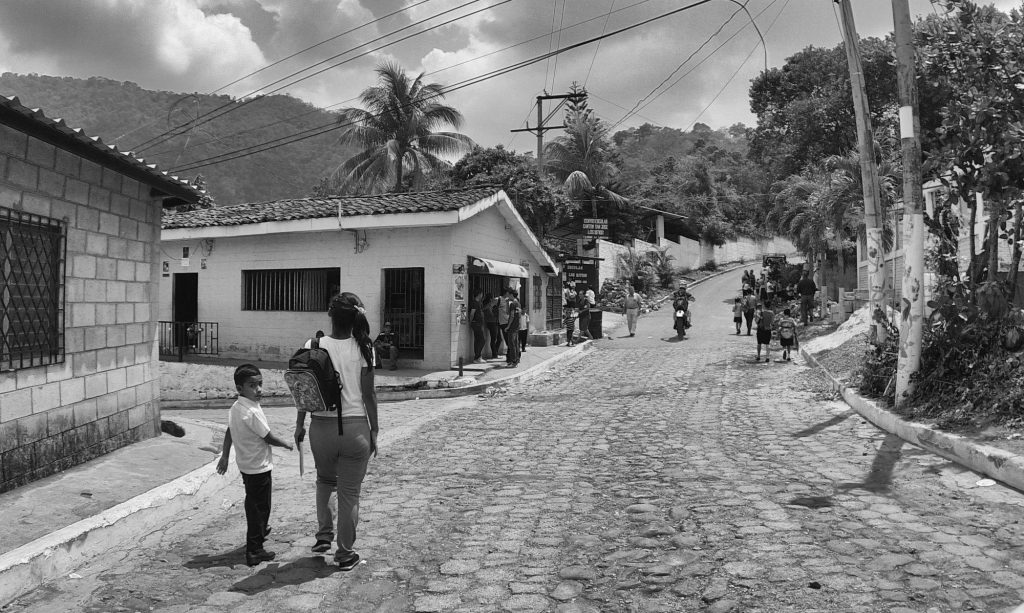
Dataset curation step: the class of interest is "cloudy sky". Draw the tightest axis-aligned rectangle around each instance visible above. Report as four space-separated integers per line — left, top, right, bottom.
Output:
0 0 1020 163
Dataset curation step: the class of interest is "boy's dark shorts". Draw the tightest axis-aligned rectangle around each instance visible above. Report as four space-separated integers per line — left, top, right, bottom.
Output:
756 330 771 345
733 316 742 323
780 337 794 348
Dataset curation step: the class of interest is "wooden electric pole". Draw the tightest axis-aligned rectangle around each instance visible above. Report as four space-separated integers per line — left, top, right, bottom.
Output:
892 0 926 405
835 0 889 343
510 92 587 177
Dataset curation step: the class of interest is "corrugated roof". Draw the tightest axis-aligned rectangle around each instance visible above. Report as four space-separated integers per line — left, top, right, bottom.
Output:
0 95 200 203
162 187 501 229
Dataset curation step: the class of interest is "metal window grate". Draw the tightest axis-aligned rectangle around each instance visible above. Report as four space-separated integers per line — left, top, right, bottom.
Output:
383 268 425 358
546 278 562 330
242 268 339 311
0 206 66 371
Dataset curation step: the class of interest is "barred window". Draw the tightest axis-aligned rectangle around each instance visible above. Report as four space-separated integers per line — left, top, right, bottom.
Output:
1 206 66 371
242 268 339 311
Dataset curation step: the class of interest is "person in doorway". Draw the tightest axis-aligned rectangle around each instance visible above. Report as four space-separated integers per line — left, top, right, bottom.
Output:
753 302 775 363
373 322 399 370
797 271 818 325
497 289 511 355
624 285 641 337
469 289 486 364
518 308 529 353
562 281 577 309
294 292 378 571
482 292 500 359
504 287 522 367
576 287 593 340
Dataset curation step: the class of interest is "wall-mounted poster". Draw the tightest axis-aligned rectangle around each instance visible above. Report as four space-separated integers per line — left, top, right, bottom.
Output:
453 273 466 302
162 261 169 277
456 303 468 324
452 263 466 274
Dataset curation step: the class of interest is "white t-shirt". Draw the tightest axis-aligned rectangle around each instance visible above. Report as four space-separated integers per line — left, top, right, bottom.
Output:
310 335 367 419
227 396 272 474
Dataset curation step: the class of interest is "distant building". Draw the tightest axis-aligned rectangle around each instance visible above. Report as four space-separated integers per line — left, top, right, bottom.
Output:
159 187 561 368
0 95 200 492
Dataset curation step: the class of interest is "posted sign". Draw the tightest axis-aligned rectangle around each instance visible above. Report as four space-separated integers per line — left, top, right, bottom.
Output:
562 257 598 291
583 218 608 239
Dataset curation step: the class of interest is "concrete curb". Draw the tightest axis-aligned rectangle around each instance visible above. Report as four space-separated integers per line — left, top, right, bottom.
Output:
0 426 235 607
800 347 1024 493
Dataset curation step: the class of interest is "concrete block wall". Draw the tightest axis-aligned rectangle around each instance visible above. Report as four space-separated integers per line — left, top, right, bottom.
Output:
0 123 163 493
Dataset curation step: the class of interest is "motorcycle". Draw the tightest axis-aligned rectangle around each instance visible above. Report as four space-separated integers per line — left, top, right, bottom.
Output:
672 295 693 340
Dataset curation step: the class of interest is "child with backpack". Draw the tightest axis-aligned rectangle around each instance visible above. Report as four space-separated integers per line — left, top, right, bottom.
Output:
753 303 775 363
778 308 799 361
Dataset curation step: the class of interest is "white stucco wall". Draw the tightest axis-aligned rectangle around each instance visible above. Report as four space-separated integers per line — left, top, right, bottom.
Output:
160 205 555 369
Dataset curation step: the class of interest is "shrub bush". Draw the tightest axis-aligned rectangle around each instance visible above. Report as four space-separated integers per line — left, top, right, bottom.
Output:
699 260 718 272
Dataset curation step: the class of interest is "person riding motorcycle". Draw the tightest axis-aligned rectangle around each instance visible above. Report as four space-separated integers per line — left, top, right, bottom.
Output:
672 284 695 339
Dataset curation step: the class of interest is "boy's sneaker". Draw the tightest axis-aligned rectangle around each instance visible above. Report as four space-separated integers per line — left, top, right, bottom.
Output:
311 539 332 553
335 552 361 571
245 549 276 566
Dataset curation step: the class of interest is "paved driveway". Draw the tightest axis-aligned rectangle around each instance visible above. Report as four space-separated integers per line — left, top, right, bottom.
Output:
11 268 1024 612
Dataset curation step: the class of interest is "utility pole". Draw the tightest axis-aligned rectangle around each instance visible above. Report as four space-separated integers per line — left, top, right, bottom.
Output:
510 92 586 177
835 0 889 344
892 0 925 406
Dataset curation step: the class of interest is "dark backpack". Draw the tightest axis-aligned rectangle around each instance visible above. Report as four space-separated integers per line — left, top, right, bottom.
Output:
285 338 342 415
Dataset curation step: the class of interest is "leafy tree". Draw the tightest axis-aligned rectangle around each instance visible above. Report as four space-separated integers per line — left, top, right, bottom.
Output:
436 145 574 241
748 40 898 179
331 62 474 194
919 2 1024 300
544 85 628 218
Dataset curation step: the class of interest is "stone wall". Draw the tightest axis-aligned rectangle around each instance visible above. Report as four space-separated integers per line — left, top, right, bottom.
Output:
0 123 163 493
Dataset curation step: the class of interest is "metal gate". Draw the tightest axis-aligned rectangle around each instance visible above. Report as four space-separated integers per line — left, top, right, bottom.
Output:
382 268 425 359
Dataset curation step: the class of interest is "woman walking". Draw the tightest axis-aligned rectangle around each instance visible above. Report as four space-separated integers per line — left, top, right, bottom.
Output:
624 285 641 337
294 292 378 570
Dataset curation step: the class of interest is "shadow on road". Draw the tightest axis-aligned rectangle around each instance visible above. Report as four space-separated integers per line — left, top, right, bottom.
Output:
184 546 246 569
791 410 856 438
230 557 343 594
837 432 905 493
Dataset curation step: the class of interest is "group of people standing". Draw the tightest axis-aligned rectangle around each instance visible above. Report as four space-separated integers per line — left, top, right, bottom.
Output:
561 282 598 344
468 287 527 367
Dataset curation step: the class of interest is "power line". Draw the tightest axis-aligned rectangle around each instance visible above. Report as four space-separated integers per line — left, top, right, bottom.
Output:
170 0 721 174
152 0 659 159
584 0 617 86
613 0 770 130
621 0 779 126
544 1 559 92
550 0 569 90
612 0 751 129
212 0 435 94
132 0 501 154
683 0 790 131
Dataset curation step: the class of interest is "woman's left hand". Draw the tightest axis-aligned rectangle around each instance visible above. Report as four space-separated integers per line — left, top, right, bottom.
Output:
371 431 378 456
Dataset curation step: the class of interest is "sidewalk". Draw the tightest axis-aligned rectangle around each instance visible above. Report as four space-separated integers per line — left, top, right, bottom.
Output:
0 336 596 607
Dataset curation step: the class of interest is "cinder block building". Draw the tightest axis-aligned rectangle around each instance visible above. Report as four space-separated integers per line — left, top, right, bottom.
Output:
0 96 199 492
159 187 561 369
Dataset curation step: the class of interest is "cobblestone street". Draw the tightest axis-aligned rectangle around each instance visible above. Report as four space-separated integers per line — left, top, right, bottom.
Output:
9 271 1024 613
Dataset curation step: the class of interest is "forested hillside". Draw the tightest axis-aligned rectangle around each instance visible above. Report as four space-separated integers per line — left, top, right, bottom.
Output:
0 73 354 204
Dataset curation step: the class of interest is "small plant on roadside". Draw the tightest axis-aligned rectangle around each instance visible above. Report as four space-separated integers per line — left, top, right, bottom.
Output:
617 247 657 293
699 260 718 272
856 310 899 401
646 248 676 288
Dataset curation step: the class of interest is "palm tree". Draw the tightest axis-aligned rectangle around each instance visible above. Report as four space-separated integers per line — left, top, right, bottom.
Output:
544 95 627 217
331 62 474 194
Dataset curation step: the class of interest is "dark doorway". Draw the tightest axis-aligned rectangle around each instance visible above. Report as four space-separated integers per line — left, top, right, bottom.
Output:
173 273 198 349
382 268 424 359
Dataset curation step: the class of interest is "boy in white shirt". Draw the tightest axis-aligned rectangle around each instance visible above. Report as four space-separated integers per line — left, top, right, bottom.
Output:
217 364 293 566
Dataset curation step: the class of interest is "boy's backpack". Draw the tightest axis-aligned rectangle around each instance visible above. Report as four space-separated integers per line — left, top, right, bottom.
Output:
779 319 796 339
285 338 342 415
757 309 775 331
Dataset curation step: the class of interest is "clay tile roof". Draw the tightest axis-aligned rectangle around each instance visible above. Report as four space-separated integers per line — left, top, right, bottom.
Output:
0 95 200 203
162 187 502 229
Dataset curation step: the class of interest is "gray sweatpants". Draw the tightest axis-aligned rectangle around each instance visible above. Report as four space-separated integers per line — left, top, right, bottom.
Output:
309 415 372 558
